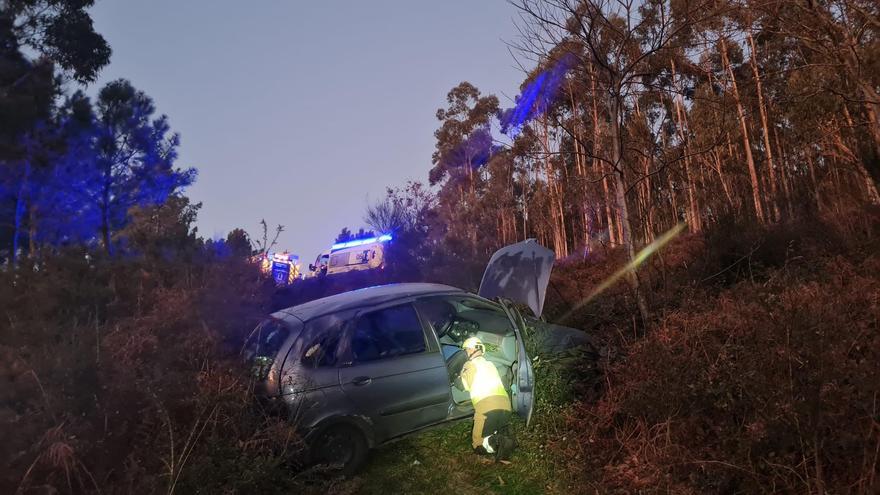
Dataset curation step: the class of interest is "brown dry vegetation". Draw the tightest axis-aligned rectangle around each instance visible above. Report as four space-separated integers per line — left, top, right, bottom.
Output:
1 208 878 494
0 253 316 494
544 207 880 493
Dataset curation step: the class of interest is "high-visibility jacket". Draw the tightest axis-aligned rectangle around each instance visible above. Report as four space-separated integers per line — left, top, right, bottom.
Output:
461 355 509 405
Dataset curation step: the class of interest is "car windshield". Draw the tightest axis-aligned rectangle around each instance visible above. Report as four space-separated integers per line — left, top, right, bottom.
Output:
417 295 516 354
494 298 527 329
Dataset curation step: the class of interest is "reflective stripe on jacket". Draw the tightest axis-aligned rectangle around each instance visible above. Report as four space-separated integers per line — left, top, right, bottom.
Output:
461 355 509 404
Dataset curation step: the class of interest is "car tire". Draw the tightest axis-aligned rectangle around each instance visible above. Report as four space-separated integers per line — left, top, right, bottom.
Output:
310 423 368 476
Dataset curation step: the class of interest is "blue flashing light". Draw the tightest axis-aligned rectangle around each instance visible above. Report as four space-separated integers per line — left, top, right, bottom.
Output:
331 234 392 251
502 53 576 138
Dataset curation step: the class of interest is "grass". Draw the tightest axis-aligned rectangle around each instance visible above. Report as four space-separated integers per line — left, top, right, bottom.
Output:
348 417 573 495
337 330 585 495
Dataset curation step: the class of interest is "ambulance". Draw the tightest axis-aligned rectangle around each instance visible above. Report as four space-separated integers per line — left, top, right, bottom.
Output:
307 234 391 277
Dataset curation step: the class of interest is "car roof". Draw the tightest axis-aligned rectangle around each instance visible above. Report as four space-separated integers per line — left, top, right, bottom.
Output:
273 282 468 321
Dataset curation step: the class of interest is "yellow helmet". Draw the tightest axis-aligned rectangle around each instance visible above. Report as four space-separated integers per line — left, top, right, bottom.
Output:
462 337 484 352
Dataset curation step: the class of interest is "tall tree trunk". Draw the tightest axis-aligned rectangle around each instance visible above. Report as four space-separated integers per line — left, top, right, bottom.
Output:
829 153 843 214
11 161 30 267
807 152 821 209
721 37 765 224
803 1 880 192
681 101 705 227
705 69 735 216
675 107 699 229
659 131 680 226
557 192 568 257
642 156 656 243
568 81 591 250
520 170 529 239
670 60 701 232
541 117 567 258
497 215 504 245
747 30 779 222
589 63 617 248
609 91 649 325
773 127 794 217
101 163 114 255
470 166 477 255
509 164 519 241
603 174 617 246
635 98 656 242
711 149 735 213
841 105 880 204
855 77 880 193
28 204 37 258
862 167 880 204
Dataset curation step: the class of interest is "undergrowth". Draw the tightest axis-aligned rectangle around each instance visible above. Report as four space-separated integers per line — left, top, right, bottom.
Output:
544 207 880 494
0 253 310 494
3 207 877 493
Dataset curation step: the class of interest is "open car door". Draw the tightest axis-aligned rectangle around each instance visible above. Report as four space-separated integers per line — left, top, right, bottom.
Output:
478 239 555 318
499 300 536 426
481 239 555 427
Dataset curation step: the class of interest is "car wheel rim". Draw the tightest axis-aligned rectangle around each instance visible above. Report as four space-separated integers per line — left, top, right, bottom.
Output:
321 430 354 466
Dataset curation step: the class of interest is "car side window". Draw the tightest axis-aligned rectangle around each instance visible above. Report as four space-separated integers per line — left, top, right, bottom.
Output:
299 313 347 368
329 252 347 268
351 304 426 363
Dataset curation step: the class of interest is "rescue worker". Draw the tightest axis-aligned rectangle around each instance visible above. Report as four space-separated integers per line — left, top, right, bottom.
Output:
458 336 516 461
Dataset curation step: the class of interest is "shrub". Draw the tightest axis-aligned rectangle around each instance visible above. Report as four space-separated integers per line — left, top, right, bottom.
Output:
0 253 314 494
549 210 880 493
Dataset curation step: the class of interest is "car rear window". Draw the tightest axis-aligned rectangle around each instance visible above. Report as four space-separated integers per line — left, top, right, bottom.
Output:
243 319 289 359
242 318 291 378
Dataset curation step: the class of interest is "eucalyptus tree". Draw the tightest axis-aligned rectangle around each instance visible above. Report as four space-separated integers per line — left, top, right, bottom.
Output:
511 0 714 323
430 82 500 256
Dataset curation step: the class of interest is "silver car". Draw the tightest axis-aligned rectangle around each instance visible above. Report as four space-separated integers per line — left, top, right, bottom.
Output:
243 240 554 472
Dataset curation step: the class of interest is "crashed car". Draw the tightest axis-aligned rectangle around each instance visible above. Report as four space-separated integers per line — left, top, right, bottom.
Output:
242 240 567 472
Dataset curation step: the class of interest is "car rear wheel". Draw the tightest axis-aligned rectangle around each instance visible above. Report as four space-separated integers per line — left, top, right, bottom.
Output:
310 424 368 475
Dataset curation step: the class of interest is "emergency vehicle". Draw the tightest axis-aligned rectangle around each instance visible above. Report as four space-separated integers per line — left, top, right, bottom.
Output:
258 251 301 285
307 234 391 277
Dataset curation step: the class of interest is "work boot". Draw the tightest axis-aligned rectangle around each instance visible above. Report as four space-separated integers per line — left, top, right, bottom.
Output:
495 434 515 462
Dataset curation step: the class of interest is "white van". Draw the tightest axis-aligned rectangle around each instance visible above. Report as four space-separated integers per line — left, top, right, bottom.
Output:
307 250 330 278
308 234 391 277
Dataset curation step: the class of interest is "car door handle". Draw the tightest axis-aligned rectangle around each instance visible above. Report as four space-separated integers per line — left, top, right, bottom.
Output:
352 376 372 386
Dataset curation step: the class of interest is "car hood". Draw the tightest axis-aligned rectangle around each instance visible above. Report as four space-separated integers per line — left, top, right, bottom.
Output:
478 239 555 318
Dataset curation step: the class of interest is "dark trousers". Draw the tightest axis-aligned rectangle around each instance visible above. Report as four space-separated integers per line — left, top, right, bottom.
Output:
472 395 513 451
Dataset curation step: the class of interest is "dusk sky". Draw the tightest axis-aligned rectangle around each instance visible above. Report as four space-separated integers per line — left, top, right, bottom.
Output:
87 1 524 263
